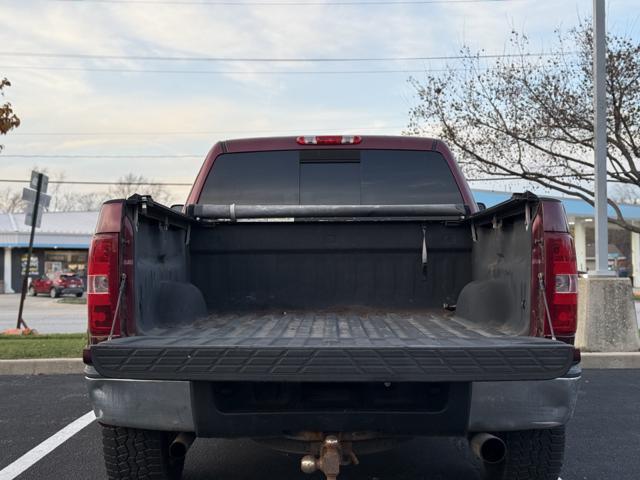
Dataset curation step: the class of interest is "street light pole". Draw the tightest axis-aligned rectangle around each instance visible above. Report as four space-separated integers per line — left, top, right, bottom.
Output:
592 0 611 276
577 0 640 353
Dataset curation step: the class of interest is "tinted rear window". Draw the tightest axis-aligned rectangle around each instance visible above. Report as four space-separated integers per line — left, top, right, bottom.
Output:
199 150 462 205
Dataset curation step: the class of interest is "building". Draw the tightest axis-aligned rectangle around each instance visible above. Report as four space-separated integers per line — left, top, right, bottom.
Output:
2 189 640 293
0 211 98 293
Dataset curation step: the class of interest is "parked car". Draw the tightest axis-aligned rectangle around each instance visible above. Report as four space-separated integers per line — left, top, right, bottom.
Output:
84 135 580 480
29 272 84 298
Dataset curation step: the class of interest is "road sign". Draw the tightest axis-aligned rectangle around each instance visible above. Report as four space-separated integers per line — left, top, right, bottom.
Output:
16 171 49 330
30 170 49 193
22 187 51 209
25 205 43 228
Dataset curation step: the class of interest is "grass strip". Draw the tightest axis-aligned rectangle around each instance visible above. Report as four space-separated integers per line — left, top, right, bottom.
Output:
56 297 87 305
0 333 86 359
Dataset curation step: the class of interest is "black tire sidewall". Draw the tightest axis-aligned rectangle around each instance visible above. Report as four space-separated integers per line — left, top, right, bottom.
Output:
485 427 565 480
101 424 185 480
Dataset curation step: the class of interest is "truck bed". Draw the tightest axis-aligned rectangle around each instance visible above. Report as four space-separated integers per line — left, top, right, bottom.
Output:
91 309 574 382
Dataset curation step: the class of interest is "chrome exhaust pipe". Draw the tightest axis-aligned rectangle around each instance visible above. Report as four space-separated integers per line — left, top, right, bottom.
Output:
469 433 506 465
169 432 196 459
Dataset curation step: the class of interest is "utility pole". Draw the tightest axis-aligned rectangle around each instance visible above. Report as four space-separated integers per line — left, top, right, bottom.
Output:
592 0 611 276
574 0 640 353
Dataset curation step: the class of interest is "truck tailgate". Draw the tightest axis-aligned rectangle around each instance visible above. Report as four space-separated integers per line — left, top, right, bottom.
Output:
91 311 573 382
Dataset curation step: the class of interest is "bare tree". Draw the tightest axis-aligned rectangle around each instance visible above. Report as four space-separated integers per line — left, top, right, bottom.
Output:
51 191 108 212
0 187 23 213
408 23 640 232
74 193 109 211
42 170 106 212
108 173 172 204
0 167 177 213
611 184 640 206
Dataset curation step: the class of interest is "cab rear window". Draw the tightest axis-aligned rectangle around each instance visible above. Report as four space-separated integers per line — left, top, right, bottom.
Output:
199 149 462 205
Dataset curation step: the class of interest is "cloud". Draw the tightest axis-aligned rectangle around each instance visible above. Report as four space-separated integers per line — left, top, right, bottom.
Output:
0 0 638 193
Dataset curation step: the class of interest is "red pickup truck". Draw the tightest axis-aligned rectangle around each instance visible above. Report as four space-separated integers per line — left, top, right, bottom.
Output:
84 135 580 480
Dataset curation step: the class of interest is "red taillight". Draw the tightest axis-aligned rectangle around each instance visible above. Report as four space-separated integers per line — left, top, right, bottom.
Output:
88 233 120 339
544 232 578 337
87 201 124 344
296 135 362 145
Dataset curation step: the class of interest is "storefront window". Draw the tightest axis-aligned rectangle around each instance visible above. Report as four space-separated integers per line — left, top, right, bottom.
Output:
44 250 88 279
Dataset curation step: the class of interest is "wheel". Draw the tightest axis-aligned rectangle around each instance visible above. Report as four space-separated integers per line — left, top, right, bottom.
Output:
50 287 60 298
75 292 83 298
486 427 565 480
28 286 37 296
101 425 185 480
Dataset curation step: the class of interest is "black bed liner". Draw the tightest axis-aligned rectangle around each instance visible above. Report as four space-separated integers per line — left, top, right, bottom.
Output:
91 310 574 382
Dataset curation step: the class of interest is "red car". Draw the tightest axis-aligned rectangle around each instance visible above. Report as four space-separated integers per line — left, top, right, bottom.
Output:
29 272 84 298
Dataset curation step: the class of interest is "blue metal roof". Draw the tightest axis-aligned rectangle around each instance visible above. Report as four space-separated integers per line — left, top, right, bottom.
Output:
0 211 97 249
0 243 90 249
472 189 640 220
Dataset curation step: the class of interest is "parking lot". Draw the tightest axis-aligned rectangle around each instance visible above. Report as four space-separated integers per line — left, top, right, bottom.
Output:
0 370 638 480
1 293 638 336
0 294 86 334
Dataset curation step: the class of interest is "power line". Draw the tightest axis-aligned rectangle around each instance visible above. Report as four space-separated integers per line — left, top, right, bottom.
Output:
10 125 407 136
0 178 192 186
0 177 535 188
467 177 529 181
0 176 580 186
0 153 201 158
0 64 456 75
48 0 521 5
468 175 597 181
0 51 574 63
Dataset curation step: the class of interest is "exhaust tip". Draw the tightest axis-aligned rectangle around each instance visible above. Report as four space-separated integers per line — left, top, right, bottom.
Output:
470 433 506 465
169 442 187 458
169 432 195 459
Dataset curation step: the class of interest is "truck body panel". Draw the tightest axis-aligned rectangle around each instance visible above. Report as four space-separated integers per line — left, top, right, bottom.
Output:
86 136 580 480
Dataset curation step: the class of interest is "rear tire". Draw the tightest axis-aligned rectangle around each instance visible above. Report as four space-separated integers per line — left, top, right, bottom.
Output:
75 292 83 298
50 287 59 298
101 425 185 480
486 427 565 480
28 286 37 297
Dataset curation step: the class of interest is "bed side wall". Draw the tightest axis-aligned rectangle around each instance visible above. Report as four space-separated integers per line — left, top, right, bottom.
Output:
132 213 205 332
456 214 533 335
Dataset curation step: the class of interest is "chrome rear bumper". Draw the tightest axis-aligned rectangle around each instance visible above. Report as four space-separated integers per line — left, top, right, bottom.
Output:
468 363 581 431
85 364 580 433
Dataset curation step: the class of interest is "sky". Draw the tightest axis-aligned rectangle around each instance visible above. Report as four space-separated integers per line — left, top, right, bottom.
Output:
0 0 639 205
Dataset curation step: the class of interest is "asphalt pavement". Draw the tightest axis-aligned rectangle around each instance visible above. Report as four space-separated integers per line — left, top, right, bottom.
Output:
0 294 86 334
1 370 639 480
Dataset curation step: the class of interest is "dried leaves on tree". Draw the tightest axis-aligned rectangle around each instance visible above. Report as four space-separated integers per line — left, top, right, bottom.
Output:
0 77 20 151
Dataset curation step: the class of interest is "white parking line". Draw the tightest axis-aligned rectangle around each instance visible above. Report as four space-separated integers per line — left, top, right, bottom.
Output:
0 410 96 480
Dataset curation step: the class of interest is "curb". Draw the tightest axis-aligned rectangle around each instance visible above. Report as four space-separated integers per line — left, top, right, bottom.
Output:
580 352 640 369
0 354 639 375
0 358 83 375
